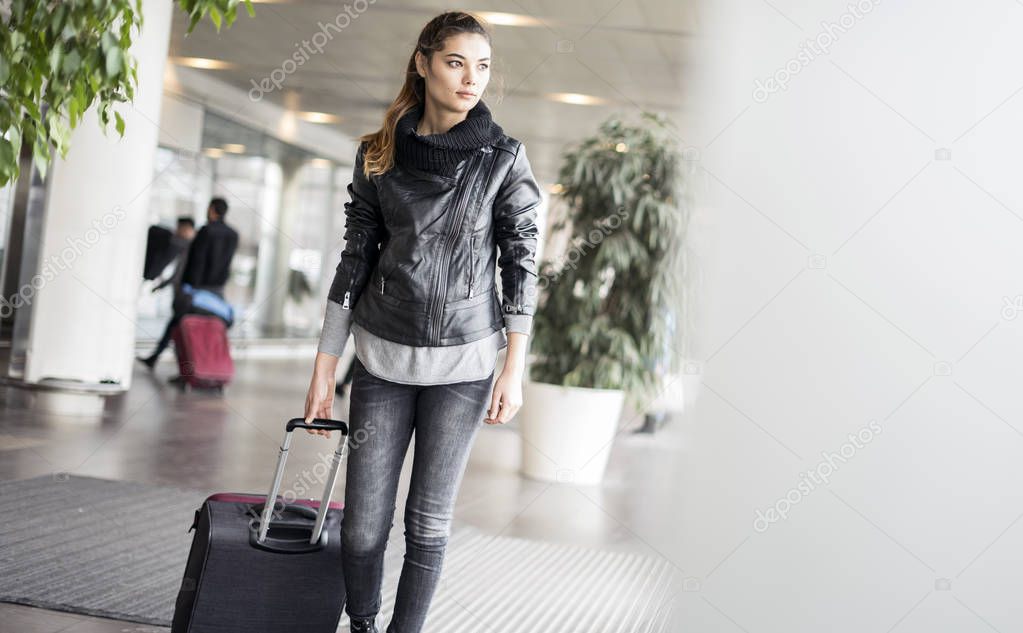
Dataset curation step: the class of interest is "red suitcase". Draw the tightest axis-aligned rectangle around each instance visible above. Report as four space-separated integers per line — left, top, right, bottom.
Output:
171 314 234 390
171 417 349 633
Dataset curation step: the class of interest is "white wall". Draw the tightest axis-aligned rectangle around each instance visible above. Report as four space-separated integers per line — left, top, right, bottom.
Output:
674 1 1023 631
157 92 204 154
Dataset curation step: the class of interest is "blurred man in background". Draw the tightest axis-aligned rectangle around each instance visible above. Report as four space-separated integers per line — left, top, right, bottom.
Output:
138 199 237 369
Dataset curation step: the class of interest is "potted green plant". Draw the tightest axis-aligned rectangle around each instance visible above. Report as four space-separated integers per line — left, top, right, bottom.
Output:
520 111 690 485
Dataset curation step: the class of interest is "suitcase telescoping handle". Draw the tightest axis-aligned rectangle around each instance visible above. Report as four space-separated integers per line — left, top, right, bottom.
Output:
256 417 349 548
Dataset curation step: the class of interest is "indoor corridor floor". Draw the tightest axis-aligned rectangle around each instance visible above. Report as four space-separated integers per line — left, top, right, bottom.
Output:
0 354 686 632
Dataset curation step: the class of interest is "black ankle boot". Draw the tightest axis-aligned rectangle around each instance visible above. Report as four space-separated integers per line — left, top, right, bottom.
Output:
350 616 378 633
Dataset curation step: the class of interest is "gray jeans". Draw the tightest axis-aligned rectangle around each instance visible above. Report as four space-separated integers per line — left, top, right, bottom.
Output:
341 356 495 633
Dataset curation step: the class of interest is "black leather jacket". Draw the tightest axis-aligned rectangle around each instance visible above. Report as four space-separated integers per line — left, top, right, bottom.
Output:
326 136 541 346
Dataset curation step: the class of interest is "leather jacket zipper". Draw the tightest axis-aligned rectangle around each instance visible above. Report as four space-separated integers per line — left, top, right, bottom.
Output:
467 234 475 298
339 232 367 310
429 148 487 345
380 263 395 295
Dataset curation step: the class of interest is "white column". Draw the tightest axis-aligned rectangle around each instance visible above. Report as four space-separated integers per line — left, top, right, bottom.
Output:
23 0 173 395
263 156 305 336
251 160 285 335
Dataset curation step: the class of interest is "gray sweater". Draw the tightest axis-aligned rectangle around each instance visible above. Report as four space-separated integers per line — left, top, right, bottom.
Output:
317 299 531 385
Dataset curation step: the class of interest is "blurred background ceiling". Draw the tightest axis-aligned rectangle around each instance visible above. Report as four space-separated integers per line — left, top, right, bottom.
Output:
167 0 693 182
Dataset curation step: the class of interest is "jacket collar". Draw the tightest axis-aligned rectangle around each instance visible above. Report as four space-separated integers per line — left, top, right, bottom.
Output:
394 99 504 177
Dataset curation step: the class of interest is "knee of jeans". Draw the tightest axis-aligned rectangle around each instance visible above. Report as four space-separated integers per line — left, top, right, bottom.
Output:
404 507 452 547
342 515 392 555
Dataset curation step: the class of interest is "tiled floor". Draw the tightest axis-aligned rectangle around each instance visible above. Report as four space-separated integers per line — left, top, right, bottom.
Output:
0 354 686 632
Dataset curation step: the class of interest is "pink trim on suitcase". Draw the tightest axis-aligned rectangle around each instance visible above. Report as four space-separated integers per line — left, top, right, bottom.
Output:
205 491 344 510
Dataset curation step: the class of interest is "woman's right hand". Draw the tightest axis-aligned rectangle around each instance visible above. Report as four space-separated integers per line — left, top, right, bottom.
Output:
304 353 339 438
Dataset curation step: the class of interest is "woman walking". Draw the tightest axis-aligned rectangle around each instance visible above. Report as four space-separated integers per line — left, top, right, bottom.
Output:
303 11 542 633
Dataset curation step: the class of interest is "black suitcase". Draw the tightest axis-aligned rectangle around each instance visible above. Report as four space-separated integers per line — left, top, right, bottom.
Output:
172 417 350 633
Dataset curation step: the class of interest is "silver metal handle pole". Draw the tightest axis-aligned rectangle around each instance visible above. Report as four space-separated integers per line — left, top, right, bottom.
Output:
309 432 348 543
257 431 293 544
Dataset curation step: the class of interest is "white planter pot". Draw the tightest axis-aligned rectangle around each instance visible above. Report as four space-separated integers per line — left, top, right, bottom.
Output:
518 380 626 485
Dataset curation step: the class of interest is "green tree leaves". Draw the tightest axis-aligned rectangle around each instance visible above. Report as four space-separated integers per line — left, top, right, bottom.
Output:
180 0 253 34
0 0 255 186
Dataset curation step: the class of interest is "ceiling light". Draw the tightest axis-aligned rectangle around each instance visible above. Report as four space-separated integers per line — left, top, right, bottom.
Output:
171 57 236 70
297 111 341 124
475 11 545 27
546 92 609 106
221 144 246 154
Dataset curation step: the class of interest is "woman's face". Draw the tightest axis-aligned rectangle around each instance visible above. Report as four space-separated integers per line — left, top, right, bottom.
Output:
416 33 491 114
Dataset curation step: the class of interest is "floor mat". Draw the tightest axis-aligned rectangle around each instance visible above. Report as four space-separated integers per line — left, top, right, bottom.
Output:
0 474 680 631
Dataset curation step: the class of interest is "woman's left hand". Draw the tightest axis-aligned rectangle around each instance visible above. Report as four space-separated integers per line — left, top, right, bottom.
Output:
485 368 523 424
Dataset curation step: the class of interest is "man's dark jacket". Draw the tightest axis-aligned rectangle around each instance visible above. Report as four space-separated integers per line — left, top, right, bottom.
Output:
181 218 239 291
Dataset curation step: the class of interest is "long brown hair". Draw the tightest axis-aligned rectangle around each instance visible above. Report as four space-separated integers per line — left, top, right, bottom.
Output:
359 11 501 178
